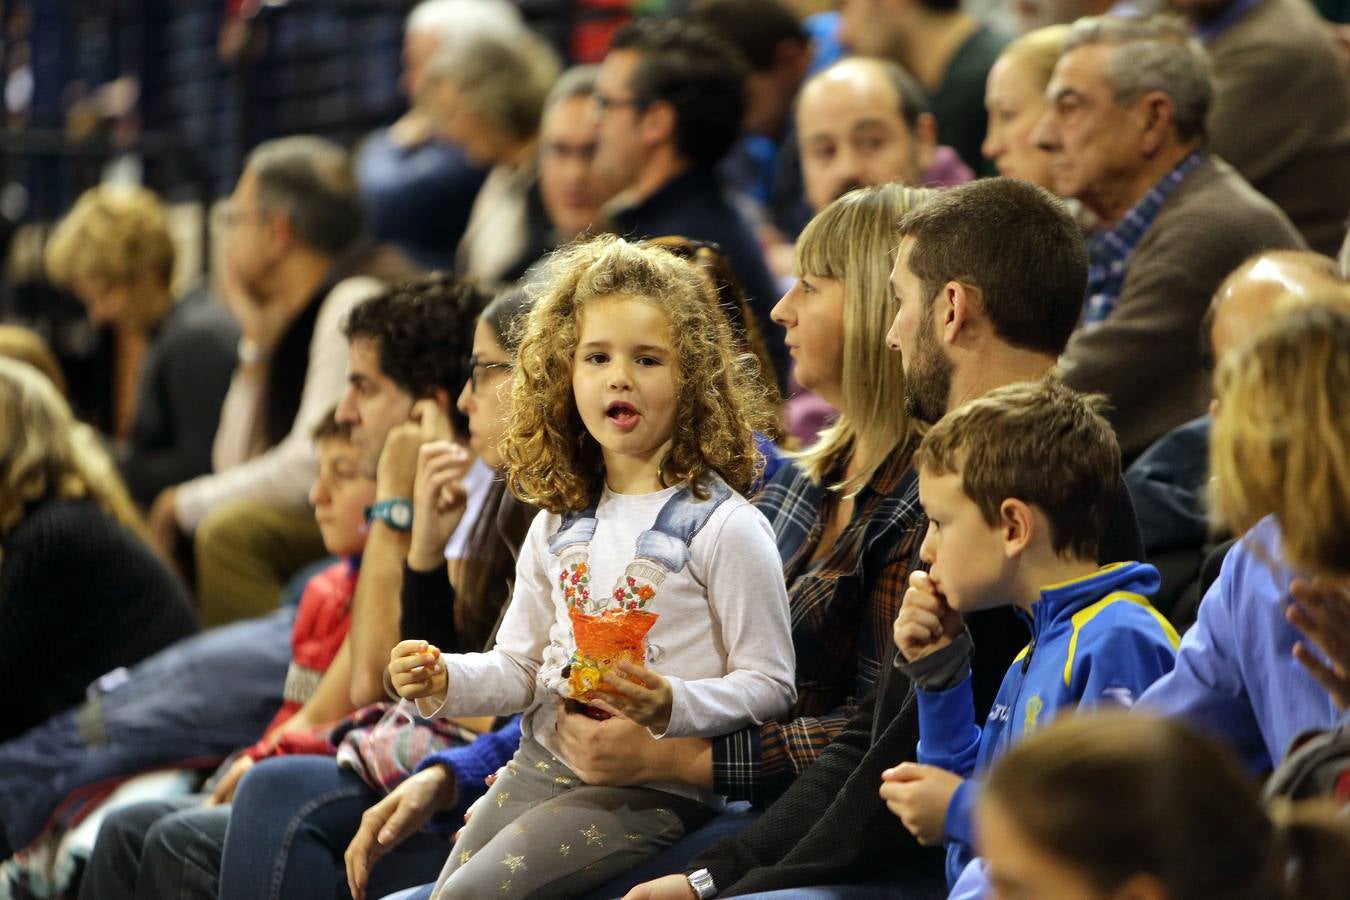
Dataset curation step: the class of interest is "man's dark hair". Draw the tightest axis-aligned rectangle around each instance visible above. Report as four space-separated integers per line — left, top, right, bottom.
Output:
343 273 487 433
918 0 962 10
610 18 748 167
245 136 366 255
895 179 1087 357
692 0 806 72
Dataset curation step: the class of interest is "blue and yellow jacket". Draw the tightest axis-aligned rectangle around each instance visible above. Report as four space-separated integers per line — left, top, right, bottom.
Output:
917 561 1180 887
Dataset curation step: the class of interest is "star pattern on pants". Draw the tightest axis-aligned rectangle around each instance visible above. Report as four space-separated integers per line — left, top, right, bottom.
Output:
459 849 473 865
500 879 512 893
626 832 643 842
534 759 551 772
558 843 571 857
581 823 605 847
501 852 527 874
496 791 511 808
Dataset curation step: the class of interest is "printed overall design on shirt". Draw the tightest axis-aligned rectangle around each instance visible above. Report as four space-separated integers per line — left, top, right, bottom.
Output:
537 476 733 701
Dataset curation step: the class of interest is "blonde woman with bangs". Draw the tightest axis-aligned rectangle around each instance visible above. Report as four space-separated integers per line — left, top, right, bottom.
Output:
385 235 796 899
0 357 197 744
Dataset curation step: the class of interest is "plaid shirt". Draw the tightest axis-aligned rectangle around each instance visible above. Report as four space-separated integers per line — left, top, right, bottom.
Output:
1083 152 1204 326
712 449 925 805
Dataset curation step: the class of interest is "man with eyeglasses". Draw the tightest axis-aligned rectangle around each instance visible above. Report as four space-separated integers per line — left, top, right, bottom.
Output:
150 135 421 627
593 18 789 392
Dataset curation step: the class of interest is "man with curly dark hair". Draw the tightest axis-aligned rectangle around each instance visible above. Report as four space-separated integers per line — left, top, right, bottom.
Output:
334 273 487 706
338 273 482 477
595 18 788 391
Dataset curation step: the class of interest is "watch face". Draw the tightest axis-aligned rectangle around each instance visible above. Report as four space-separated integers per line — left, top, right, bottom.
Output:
391 502 412 528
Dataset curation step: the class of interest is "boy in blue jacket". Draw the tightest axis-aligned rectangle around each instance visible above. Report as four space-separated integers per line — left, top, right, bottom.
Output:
881 378 1180 892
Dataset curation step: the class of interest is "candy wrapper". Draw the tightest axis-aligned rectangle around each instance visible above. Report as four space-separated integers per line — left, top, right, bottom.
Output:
567 606 660 702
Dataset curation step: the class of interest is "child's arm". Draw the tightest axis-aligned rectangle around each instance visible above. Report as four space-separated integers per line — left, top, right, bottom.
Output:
391 510 557 721
894 571 980 776
641 504 798 739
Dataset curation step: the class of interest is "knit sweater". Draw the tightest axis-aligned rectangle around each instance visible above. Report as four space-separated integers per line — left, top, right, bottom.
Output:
1060 155 1303 461
0 500 198 742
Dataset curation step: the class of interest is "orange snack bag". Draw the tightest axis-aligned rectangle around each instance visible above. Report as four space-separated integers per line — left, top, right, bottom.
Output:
567 607 660 701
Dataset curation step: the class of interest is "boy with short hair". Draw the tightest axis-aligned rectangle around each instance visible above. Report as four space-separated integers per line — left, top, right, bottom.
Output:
882 378 1180 890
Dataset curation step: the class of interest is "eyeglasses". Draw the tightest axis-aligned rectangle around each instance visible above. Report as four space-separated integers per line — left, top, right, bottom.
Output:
469 357 514 393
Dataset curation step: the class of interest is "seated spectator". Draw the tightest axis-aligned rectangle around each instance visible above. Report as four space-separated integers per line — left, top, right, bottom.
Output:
625 177 1143 899
0 357 197 745
981 24 1067 190
0 325 66 395
797 58 975 213
418 24 562 289
535 67 618 256
836 0 1009 174
1126 250 1347 627
354 0 525 270
594 17 789 390
1037 16 1304 461
44 184 237 506
390 237 794 898
971 712 1350 900
150 136 420 625
217 286 536 900
886 378 1177 892
79 411 377 900
1176 0 1350 256
1141 303 1350 772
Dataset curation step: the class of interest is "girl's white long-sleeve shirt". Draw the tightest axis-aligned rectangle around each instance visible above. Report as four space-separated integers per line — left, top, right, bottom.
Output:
417 483 797 806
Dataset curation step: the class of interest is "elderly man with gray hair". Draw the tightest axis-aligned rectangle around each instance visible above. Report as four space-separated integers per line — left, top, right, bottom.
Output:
1033 16 1304 462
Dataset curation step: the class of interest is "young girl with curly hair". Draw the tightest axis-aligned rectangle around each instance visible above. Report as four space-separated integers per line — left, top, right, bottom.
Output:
387 236 796 899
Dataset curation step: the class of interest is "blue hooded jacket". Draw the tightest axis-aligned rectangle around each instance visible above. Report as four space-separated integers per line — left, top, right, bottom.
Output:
917 561 1180 886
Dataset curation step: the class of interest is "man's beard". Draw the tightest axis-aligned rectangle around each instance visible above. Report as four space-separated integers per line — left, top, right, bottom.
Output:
903 309 954 425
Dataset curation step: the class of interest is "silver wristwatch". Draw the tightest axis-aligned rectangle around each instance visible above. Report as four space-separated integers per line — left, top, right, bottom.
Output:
686 868 716 899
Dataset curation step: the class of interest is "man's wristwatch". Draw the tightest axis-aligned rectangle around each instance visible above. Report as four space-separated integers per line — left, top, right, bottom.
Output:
686 869 716 899
365 498 414 531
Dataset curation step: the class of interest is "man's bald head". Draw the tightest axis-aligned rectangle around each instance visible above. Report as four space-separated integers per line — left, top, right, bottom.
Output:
1208 250 1346 366
796 57 936 212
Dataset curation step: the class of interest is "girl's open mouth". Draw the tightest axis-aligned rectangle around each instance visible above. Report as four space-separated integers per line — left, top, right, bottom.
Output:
606 401 640 432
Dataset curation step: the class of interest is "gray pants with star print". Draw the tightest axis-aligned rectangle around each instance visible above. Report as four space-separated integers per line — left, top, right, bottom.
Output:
428 736 713 899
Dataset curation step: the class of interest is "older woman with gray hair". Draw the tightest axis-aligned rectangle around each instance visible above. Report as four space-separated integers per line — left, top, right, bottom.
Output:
418 26 562 289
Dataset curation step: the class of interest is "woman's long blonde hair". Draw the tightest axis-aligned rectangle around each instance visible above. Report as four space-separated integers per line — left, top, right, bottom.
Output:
1210 301 1350 576
794 184 936 494
0 357 150 546
502 235 775 513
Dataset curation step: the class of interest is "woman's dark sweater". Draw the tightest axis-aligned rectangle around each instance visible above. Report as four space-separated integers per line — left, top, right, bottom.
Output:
0 499 198 743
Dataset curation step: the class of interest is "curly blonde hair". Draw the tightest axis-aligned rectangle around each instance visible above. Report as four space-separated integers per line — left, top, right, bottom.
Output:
502 236 774 513
1210 301 1350 577
45 184 175 292
0 357 150 547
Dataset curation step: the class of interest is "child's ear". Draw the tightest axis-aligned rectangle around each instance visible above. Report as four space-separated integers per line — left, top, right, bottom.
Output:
998 498 1034 558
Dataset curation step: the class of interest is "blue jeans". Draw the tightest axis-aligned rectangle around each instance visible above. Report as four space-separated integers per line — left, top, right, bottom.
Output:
219 755 451 900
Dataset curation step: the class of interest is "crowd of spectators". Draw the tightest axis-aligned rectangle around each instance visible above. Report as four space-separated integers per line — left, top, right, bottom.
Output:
2 1 1350 899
